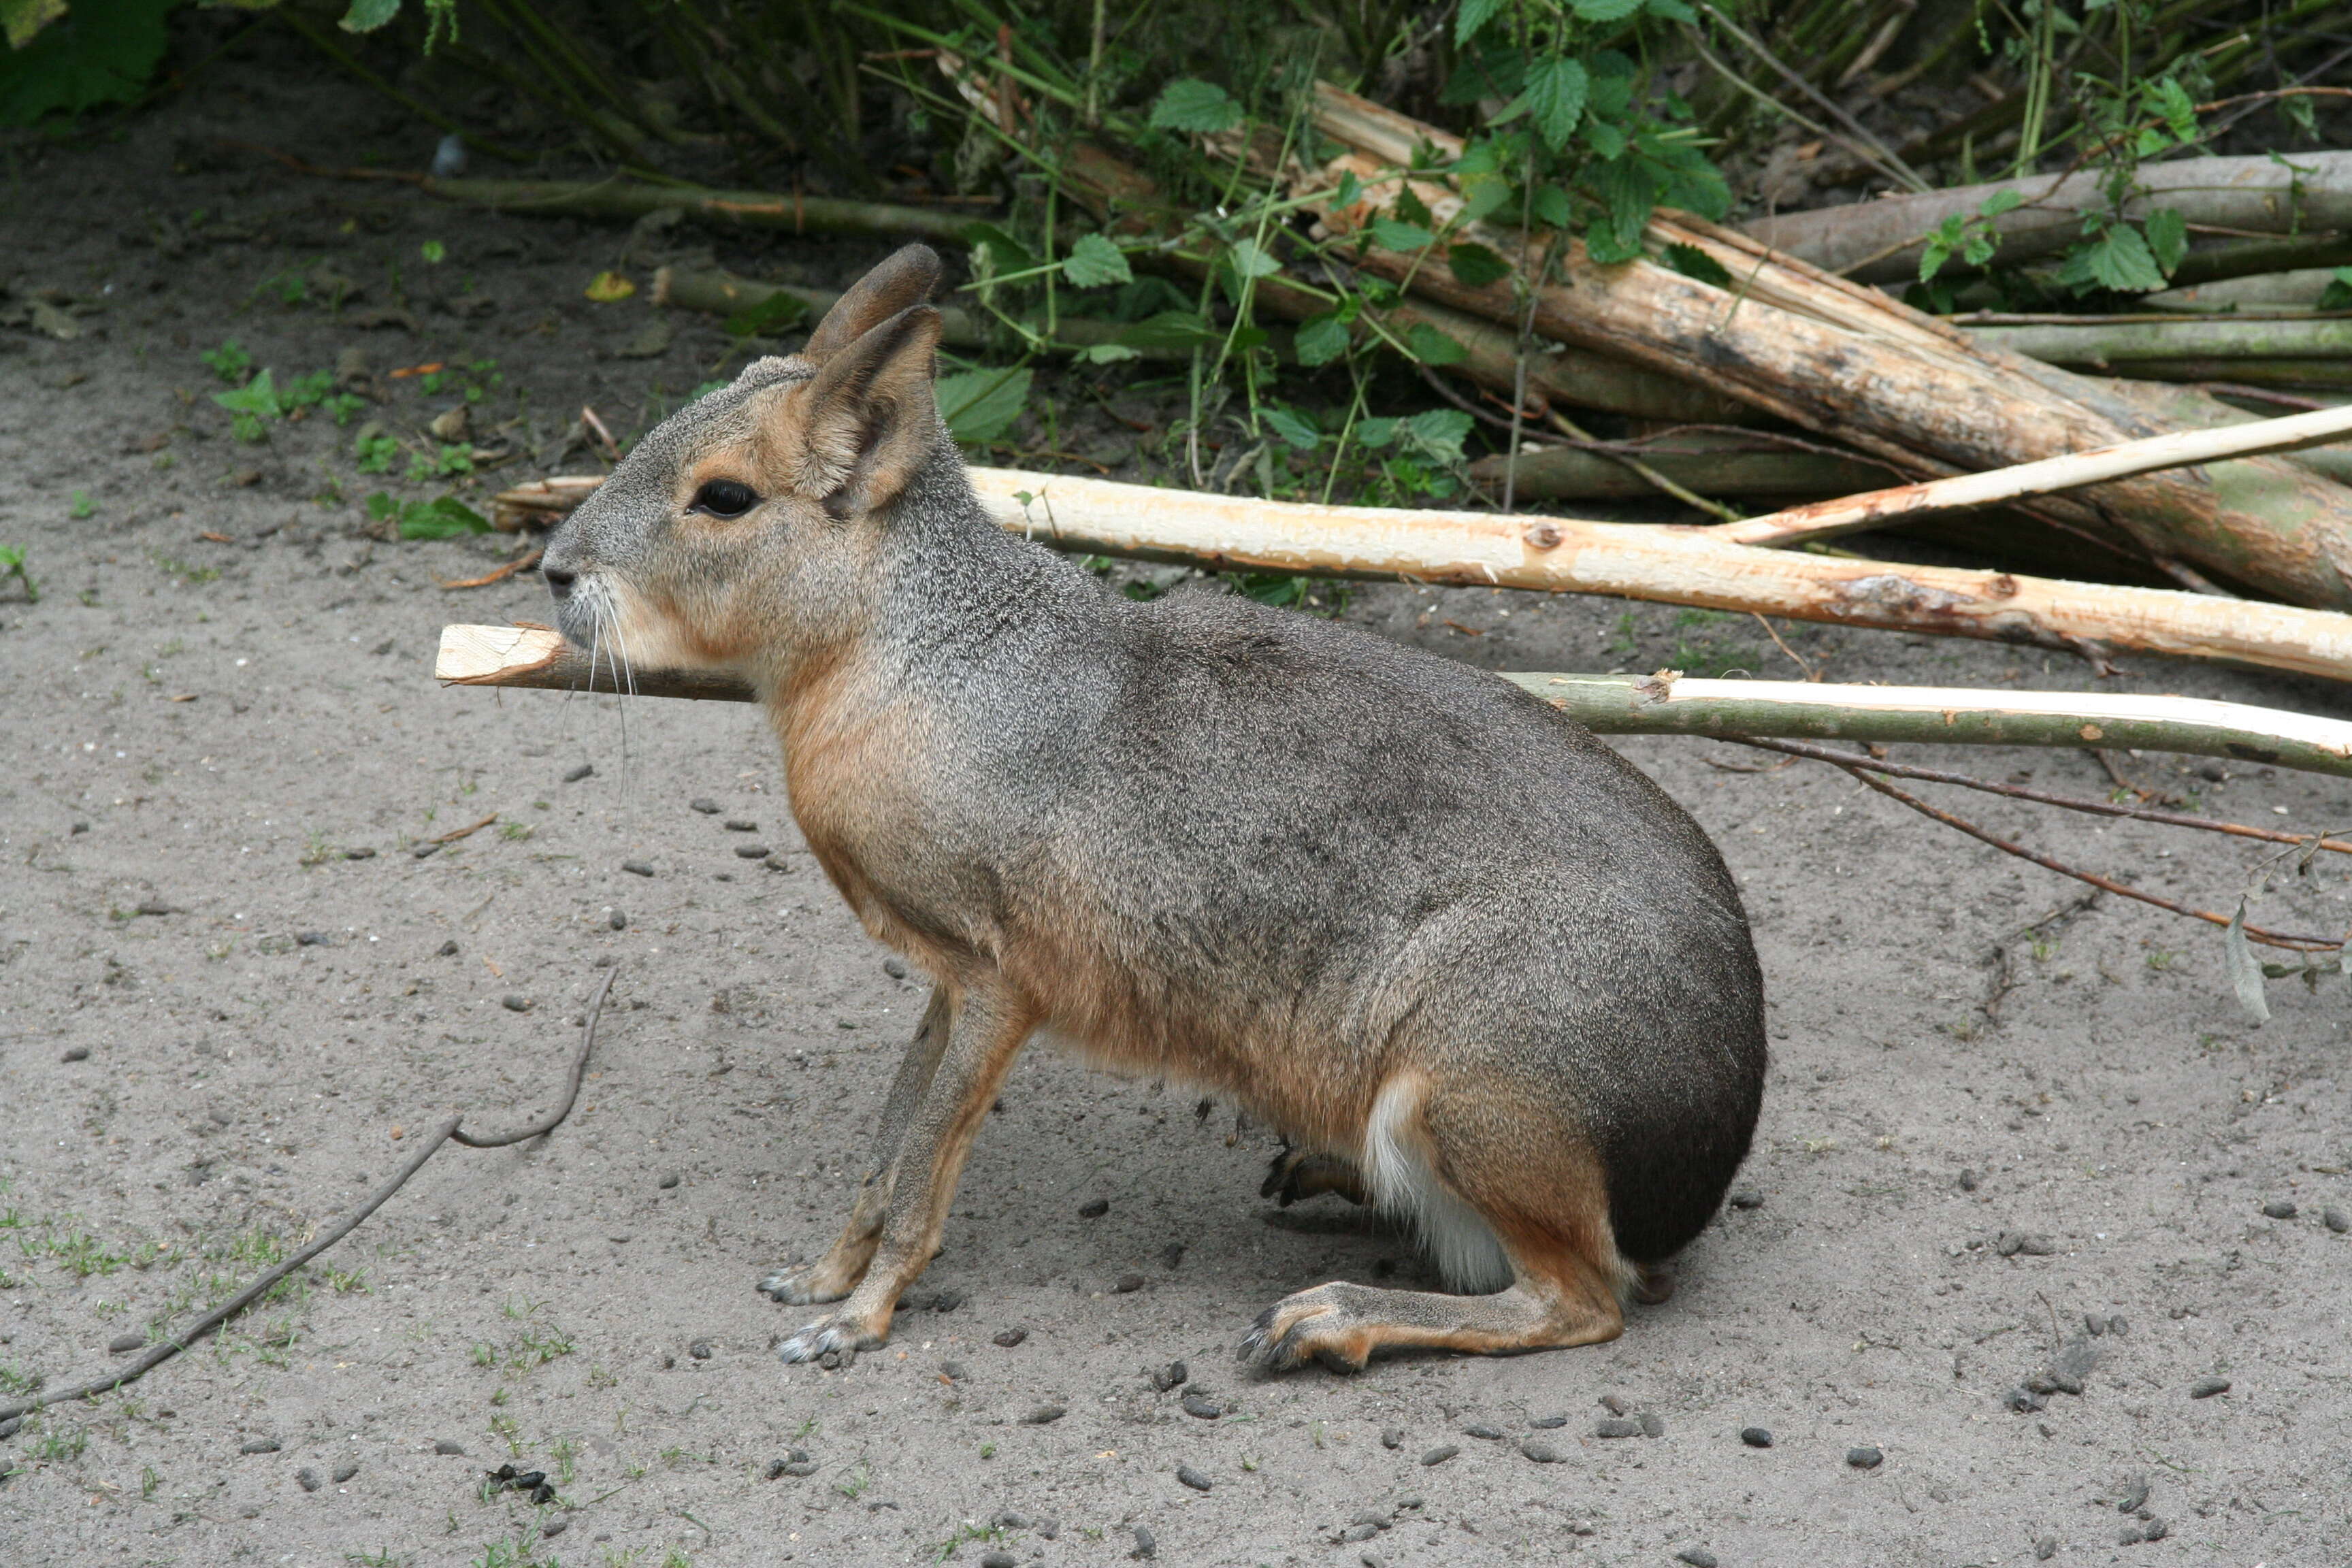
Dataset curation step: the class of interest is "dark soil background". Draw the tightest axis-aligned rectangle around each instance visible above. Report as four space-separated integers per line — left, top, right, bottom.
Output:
3 32 2351 1568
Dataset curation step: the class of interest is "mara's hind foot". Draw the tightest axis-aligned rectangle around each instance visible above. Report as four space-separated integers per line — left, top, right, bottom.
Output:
1237 1264 1624 1374
1260 1146 1371 1207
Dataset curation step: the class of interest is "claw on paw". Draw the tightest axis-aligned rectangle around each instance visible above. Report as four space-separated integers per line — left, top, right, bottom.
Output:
1236 1286 1367 1374
759 1266 851 1306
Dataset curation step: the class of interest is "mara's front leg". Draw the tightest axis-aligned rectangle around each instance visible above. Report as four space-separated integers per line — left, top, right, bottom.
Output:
777 981 1036 1365
760 985 951 1305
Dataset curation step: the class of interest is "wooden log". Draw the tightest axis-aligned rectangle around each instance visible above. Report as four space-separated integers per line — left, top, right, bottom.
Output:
1303 84 2352 611
1963 316 2352 370
421 176 991 246
2147 267 2352 311
1470 440 1889 501
436 624 2352 779
484 467 2352 680
1717 402 2352 548
1741 153 2352 283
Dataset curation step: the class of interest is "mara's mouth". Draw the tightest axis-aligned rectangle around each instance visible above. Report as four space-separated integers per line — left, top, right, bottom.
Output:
549 571 704 683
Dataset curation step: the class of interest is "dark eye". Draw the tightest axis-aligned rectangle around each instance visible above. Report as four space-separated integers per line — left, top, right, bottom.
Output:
689 480 759 518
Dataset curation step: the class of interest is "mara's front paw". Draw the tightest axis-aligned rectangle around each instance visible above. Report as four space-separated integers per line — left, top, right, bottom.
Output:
777 1309 890 1367
758 1262 854 1305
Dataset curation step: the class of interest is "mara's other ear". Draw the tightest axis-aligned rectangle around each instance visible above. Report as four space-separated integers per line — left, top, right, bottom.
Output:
803 244 943 361
794 303 945 517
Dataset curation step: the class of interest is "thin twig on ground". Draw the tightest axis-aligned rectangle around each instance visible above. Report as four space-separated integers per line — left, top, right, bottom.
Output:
440 550 543 590
0 968 617 1426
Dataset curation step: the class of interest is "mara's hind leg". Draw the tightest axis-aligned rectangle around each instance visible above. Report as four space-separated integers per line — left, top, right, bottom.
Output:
1238 1070 1630 1373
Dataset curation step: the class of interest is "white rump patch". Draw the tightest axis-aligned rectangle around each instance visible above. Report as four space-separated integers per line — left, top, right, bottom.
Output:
1362 1075 1512 1294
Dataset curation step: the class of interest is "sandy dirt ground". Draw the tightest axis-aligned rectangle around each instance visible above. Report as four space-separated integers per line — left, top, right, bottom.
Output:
4 45 2351 1568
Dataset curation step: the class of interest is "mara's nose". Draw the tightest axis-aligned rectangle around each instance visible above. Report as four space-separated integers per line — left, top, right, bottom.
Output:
542 564 577 599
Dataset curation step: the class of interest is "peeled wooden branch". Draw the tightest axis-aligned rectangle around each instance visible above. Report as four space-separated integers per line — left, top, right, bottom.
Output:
1965 316 2352 377
483 468 2352 683
1304 84 2352 611
437 624 2352 779
1743 152 2352 283
1716 401 2352 547
1471 438 1890 501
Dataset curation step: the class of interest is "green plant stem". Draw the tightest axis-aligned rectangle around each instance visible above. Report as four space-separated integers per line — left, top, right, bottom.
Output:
272 10 530 165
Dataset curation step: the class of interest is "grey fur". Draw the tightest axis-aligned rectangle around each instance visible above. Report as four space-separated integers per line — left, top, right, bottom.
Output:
538 246 1766 1368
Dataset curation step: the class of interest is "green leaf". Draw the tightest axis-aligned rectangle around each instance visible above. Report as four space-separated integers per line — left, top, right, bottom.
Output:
1403 408 1473 462
1522 56 1588 151
1645 0 1697 19
1582 118 1625 159
212 368 279 419
1261 407 1322 451
1661 242 1733 289
2069 224 2168 294
2319 267 2352 311
1531 185 1572 228
2144 207 2188 278
1113 310 1220 353
1227 239 1284 280
1978 188 2026 218
1454 0 1507 45
1077 342 1140 365
966 223 1038 277
0 0 174 127
3 0 66 51
1456 175 1513 227
1355 416 1401 448
723 290 811 339
1572 0 1644 16
1405 322 1468 365
1448 242 1512 290
1367 218 1436 252
1062 233 1134 289
1333 169 1362 210
1392 185 1434 228
1294 312 1352 367
1149 78 1241 135
340 0 401 33
935 366 1031 446
397 497 491 540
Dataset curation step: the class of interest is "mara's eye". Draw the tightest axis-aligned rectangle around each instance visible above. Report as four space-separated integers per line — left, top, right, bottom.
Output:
689 479 759 518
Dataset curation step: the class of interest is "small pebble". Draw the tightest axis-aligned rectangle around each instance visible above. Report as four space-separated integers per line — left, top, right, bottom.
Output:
1419 1443 1459 1467
940 1360 967 1382
734 845 770 860
659 1173 680 1189
502 994 532 1013
2140 1517 2168 1541
297 1468 321 1492
1131 1523 1156 1559
1957 1168 1980 1192
1740 1426 1774 1448
980 1554 1017 1568
1160 1243 1186 1269
540 1519 568 1539
1176 1463 1212 1492
434 1439 466 1456
1599 1393 1631 1415
410 843 441 860
61 1047 91 1062
2117 1477 2150 1513
724 819 757 832
333 1462 359 1484
1113 1273 1146 1294
1379 1426 1403 1449
2188 1375 2230 1399
883 957 909 979
0 1418 18 1441
690 798 720 813
2034 1536 2057 1561
1149 1360 1188 1392
931 1289 964 1312
1339 1522 1379 1544
993 1328 1028 1348
621 860 654 877
608 911 627 930
1023 1405 1066 1425
2260 1198 2297 1220
240 1438 281 1454
1639 1413 1665 1437
689 1340 713 1360
2325 1206 2351 1234
1529 1414 1567 1429
297 930 332 945
108 1332 144 1353
342 847 376 860
1180 1391 1222 1420
563 763 594 783
437 940 459 956
1846 1446 1883 1469
1728 1186 1764 1209
1463 1423 1504 1440
1995 1231 2056 1256
1519 1439 1565 1464
1676 1550 1719 1568
1078 1198 1111 1218
1595 1418 1642 1439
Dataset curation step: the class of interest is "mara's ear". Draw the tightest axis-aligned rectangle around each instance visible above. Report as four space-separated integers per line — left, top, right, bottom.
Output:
791 303 945 517
803 244 944 361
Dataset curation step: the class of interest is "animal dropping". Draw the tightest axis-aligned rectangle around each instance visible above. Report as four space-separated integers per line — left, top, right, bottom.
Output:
537 244 1766 1373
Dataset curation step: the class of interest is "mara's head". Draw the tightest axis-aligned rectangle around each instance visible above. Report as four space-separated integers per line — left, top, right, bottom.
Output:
540 244 951 676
